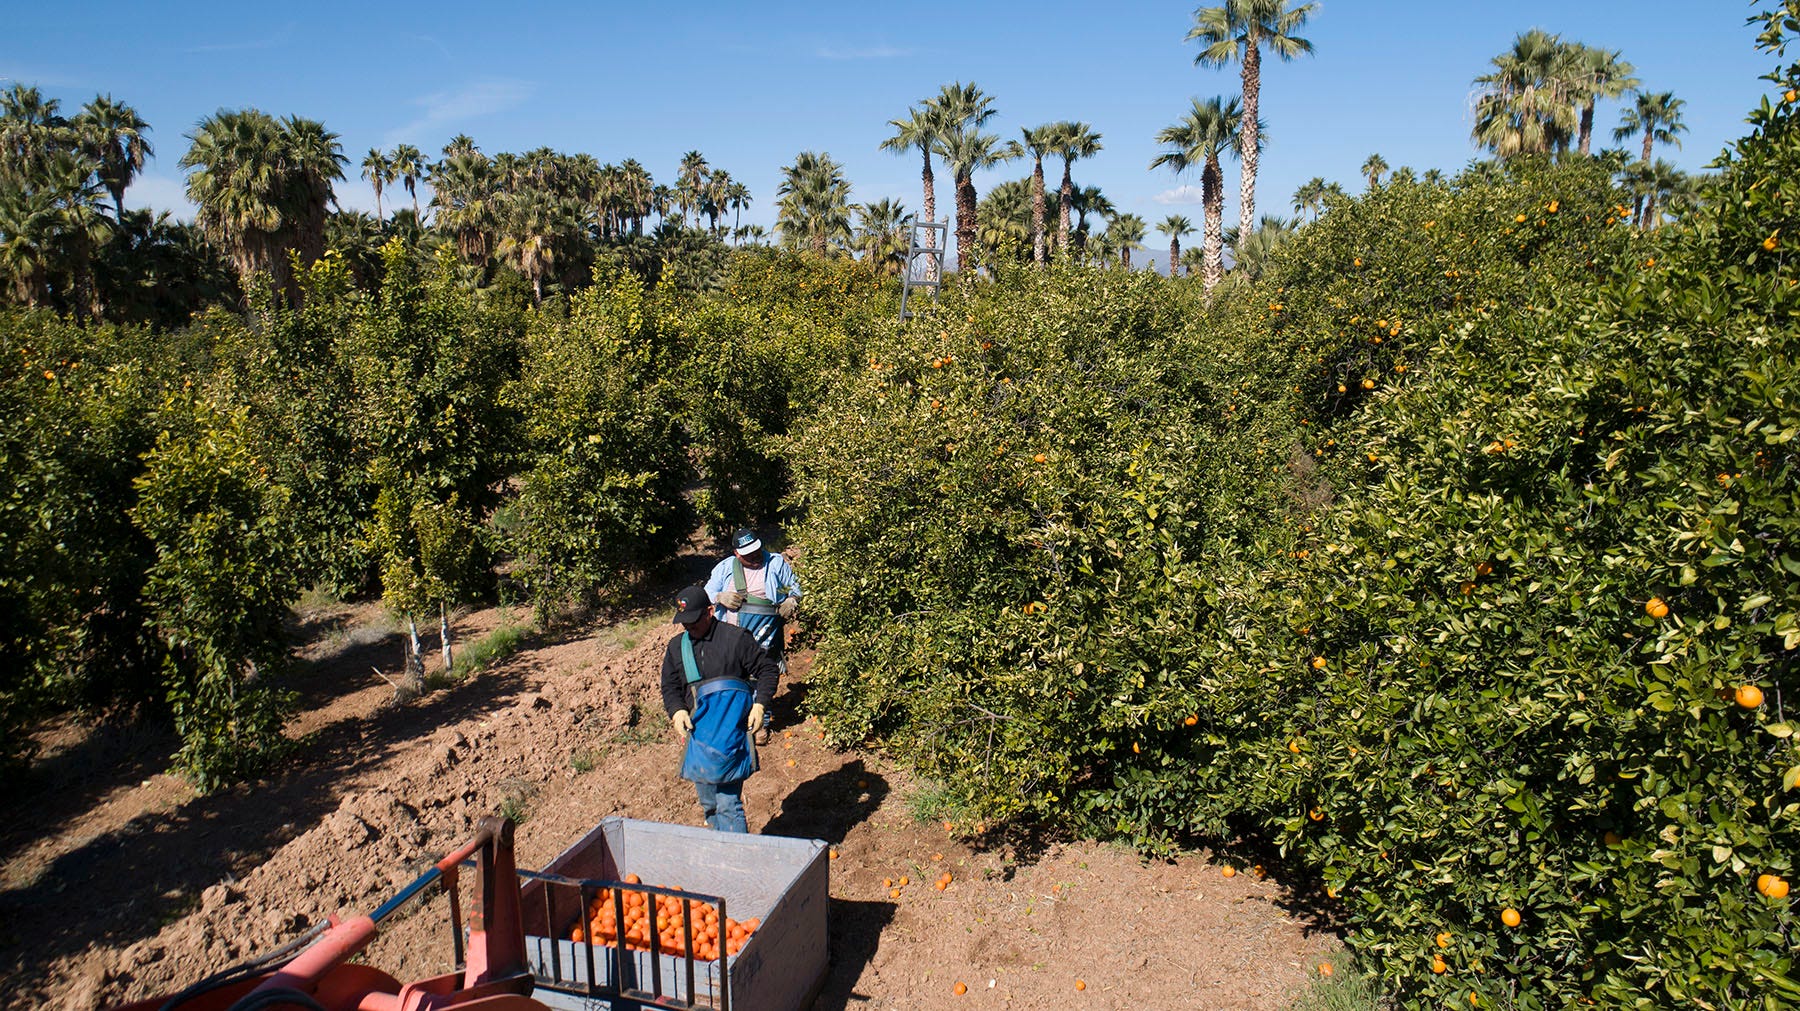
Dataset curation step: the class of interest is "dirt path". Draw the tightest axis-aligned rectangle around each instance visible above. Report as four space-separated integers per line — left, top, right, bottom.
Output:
0 586 1339 1010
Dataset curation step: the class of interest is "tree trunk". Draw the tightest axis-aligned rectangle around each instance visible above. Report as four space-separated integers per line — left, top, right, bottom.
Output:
1031 158 1047 266
399 615 425 701
1238 39 1263 243
1169 238 1180 277
1202 160 1225 296
374 185 383 222
1578 101 1595 155
955 176 977 276
1121 246 1132 270
1058 161 1074 257
1641 129 1653 165
440 600 454 673
921 147 936 226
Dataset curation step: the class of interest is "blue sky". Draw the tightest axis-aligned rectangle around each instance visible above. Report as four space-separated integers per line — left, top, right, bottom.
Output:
1 1 1779 267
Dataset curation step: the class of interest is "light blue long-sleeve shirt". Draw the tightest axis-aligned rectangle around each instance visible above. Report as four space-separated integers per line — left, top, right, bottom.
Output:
704 551 801 653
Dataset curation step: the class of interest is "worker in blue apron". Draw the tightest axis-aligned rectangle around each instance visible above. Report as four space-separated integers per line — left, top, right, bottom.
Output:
705 529 801 744
660 584 780 832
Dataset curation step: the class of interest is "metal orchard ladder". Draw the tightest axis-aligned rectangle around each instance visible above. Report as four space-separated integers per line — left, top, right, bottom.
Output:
898 219 947 321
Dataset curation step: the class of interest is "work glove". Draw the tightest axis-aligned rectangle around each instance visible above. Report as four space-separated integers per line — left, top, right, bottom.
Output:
716 590 745 610
746 702 765 733
777 596 799 619
671 710 693 738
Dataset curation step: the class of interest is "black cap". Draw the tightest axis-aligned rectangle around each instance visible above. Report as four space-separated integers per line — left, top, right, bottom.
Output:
672 585 711 624
732 528 762 556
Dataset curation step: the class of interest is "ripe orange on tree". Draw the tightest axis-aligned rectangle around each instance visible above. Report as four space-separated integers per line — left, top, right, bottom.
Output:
1500 907 1521 928
1736 684 1764 709
1645 597 1670 619
1757 874 1790 898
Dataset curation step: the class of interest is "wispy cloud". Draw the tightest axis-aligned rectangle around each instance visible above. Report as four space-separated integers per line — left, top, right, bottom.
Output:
816 44 912 61
1154 185 1206 206
184 23 296 54
383 78 535 148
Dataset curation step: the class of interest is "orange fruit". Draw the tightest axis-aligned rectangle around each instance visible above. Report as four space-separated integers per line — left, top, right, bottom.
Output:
1221 866 1237 878
1308 807 1323 822
899 875 909 887
1361 378 1375 390
1311 657 1327 669
1758 874 1790 898
954 981 968 995
1436 931 1452 948
1646 597 1670 618
1289 740 1301 754
1736 684 1764 709
889 888 901 899
1132 742 1141 754
883 878 893 888
941 871 954 884
1184 715 1198 726
943 820 955 832
934 880 947 891
1431 956 1448 974
1075 978 1087 991
1500 907 1521 928
830 848 839 860
1603 831 1620 846
1318 962 1334 977
1033 453 1047 463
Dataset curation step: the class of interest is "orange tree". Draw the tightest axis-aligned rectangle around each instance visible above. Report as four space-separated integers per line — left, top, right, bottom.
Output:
1179 14 1799 1006
502 266 691 616
665 249 889 533
0 310 168 772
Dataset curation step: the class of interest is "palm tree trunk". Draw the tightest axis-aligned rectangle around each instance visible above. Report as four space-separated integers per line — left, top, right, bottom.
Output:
1238 40 1262 242
1031 157 1047 266
955 175 977 275
1641 130 1653 164
1058 161 1074 256
1169 238 1180 277
1578 101 1595 155
920 147 936 226
1203 160 1225 296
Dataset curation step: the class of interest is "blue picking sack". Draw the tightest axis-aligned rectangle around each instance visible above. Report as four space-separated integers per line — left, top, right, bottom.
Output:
678 634 759 784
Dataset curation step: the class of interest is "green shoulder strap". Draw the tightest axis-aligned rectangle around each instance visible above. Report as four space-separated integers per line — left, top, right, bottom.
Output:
680 631 701 685
731 555 775 606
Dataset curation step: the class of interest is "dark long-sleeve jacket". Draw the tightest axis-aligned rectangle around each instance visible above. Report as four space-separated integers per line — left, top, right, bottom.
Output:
660 620 780 716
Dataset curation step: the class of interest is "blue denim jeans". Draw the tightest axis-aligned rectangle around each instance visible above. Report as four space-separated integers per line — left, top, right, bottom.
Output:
695 779 748 833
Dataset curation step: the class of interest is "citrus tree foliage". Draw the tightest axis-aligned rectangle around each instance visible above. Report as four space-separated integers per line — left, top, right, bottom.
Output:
666 250 889 531
794 114 1800 1002
131 396 297 790
350 244 522 671
0 310 167 771
503 267 690 615
212 256 374 592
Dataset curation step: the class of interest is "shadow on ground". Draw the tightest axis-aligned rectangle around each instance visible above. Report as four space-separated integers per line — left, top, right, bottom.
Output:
0 664 531 983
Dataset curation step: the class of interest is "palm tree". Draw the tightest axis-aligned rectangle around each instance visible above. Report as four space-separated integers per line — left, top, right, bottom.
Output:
1068 185 1114 261
180 109 290 292
1291 176 1327 221
1157 215 1195 276
1188 0 1317 241
179 110 343 300
75 95 152 218
362 148 392 221
881 104 945 234
1150 96 1245 294
1472 30 1582 158
1568 45 1637 156
725 180 752 243
856 198 912 275
675 149 709 229
1614 91 1686 164
391 143 425 220
1224 214 1296 281
776 151 853 257
0 84 70 183
1103 213 1147 269
924 82 1004 274
1018 124 1060 265
1362 153 1389 191
1048 122 1102 259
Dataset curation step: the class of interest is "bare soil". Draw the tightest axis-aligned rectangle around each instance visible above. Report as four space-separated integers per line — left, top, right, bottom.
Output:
0 566 1340 1011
